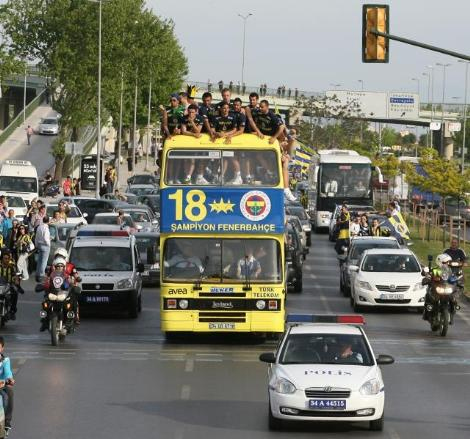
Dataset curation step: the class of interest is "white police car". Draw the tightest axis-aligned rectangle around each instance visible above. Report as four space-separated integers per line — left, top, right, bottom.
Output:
259 314 394 431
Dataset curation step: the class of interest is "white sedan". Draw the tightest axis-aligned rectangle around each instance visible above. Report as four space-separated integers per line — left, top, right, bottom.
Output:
38 117 59 135
46 204 88 225
350 248 427 311
259 314 394 431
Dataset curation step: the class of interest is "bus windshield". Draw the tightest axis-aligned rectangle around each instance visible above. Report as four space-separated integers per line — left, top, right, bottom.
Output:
163 238 282 283
164 149 279 186
320 164 371 199
0 176 37 193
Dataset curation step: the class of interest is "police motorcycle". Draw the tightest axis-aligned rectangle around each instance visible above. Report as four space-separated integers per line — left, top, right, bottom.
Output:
422 254 461 337
35 258 77 346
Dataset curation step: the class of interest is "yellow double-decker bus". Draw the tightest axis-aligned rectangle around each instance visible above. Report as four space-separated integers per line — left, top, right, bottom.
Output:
159 133 285 336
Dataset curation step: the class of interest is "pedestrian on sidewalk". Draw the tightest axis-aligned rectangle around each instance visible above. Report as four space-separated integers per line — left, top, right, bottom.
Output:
25 125 33 145
62 176 72 196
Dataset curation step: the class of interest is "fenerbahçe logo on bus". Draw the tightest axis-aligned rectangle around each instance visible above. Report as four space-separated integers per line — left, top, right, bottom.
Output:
240 190 271 222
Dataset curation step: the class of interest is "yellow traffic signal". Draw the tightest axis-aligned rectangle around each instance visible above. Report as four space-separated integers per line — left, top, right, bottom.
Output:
362 4 389 63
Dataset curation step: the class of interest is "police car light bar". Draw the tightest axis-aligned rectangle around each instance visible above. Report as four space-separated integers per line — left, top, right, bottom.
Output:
286 314 366 325
77 230 130 237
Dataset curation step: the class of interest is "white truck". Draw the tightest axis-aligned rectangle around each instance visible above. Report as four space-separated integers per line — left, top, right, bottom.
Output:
0 160 39 204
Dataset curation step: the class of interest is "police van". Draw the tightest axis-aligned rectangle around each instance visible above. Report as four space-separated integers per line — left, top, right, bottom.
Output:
68 225 144 318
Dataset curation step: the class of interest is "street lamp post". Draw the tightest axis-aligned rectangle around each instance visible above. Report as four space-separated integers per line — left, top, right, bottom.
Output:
427 65 435 148
422 72 431 147
145 81 152 172
330 83 342 90
411 77 420 97
116 70 124 189
238 13 252 86
358 79 364 91
458 60 470 174
437 62 451 156
358 80 364 143
132 69 138 176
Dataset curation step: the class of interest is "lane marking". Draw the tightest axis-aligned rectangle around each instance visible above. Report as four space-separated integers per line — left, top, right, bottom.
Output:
185 359 194 372
180 385 191 400
388 428 401 439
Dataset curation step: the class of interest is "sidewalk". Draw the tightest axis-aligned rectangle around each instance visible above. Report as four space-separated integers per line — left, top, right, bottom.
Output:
0 103 58 176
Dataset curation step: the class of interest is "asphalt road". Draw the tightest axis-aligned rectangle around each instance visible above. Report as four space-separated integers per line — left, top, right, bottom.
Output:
5 233 470 439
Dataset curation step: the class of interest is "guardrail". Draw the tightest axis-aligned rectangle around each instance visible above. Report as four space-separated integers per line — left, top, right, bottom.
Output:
0 89 46 146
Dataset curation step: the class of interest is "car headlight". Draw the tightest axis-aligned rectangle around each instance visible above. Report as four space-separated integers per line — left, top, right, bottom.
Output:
116 279 132 289
359 378 381 395
274 378 296 394
302 224 311 232
358 281 373 291
256 300 266 310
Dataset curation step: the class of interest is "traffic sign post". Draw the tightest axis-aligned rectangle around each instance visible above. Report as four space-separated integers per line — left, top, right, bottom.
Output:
65 142 84 178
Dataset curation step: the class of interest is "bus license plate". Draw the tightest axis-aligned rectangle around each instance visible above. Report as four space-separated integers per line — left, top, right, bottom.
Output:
208 323 235 330
309 399 346 410
380 293 404 300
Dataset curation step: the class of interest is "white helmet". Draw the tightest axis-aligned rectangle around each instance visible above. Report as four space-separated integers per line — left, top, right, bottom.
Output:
54 247 68 261
436 253 452 268
52 257 67 267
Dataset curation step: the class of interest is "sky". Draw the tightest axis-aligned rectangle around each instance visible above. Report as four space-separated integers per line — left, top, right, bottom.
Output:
150 0 470 104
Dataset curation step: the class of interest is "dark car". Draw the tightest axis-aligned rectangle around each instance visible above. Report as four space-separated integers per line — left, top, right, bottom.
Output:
137 194 160 216
439 196 470 222
286 205 312 247
102 192 139 205
338 236 401 296
127 174 158 186
60 197 132 222
286 223 303 293
135 232 160 286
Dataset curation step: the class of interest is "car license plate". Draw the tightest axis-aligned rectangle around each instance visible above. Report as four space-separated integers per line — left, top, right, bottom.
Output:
143 270 150 276
85 296 110 303
208 323 235 330
309 399 346 410
380 293 404 300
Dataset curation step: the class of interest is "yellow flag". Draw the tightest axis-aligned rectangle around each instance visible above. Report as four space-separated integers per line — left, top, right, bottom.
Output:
388 212 410 240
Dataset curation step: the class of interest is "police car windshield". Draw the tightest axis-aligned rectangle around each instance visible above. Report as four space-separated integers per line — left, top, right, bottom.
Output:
164 149 279 186
361 254 421 273
70 247 132 271
350 242 400 260
163 238 281 283
280 333 374 366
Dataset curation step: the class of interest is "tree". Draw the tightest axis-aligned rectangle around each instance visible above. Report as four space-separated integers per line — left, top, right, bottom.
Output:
0 0 187 164
381 126 399 148
405 147 470 198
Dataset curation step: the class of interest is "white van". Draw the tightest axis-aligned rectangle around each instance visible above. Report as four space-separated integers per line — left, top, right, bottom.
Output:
0 160 39 204
68 225 144 318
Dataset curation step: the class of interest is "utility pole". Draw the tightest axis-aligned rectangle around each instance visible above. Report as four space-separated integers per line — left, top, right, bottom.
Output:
145 81 152 172
422 71 431 147
132 68 138 176
458 60 469 174
117 70 124 189
437 62 451 156
238 13 252 86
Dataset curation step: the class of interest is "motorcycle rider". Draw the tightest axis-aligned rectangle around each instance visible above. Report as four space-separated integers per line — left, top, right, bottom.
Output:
0 250 21 320
39 256 74 332
0 336 14 436
444 238 467 263
423 253 457 321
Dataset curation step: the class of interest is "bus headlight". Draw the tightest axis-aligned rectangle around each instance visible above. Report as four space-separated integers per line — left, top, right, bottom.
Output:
178 299 189 310
256 300 266 310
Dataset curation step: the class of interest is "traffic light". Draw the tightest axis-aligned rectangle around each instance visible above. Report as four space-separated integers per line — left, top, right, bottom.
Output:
362 4 389 63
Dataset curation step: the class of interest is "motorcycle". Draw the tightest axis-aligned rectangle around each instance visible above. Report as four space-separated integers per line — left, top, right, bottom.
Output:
422 256 461 337
0 277 19 328
39 179 60 197
36 275 76 346
449 260 464 293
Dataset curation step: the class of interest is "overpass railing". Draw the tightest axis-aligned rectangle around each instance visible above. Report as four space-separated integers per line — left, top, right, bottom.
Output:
0 89 46 147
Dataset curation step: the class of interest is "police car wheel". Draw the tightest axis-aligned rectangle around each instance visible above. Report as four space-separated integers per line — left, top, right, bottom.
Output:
268 401 283 431
369 412 384 431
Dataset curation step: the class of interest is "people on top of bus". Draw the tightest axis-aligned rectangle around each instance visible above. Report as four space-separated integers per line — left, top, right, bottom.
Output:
178 91 190 115
249 100 283 142
198 92 217 128
232 98 247 135
181 104 204 138
215 88 234 111
160 94 184 139
206 102 238 143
